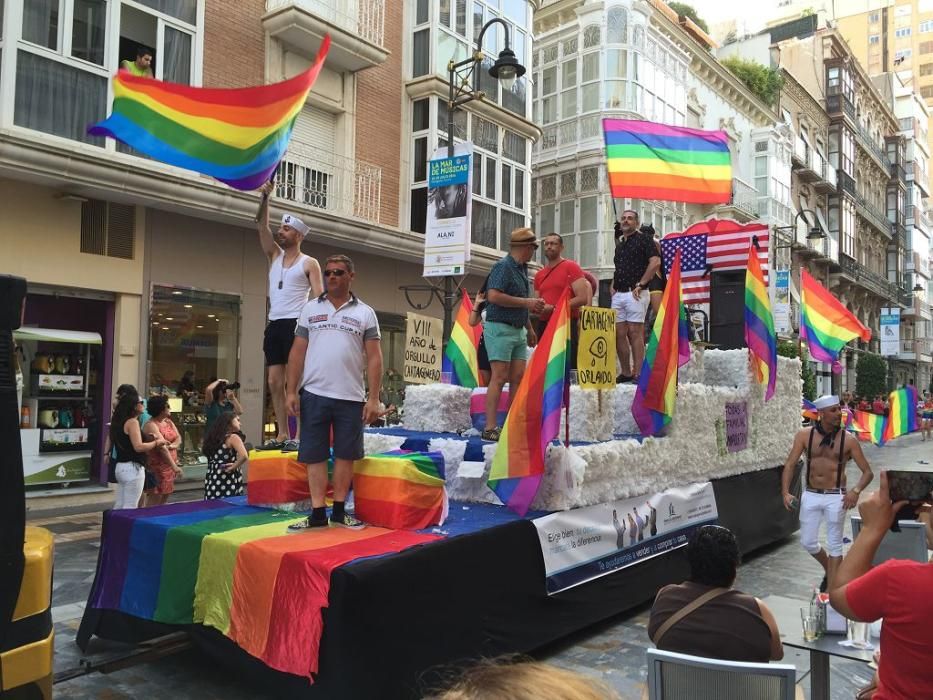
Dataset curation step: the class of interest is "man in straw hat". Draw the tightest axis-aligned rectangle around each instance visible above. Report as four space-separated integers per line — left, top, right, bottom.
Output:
481 227 544 442
780 394 874 591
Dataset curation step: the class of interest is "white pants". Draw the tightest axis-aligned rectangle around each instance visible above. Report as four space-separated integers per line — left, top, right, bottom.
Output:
611 291 649 324
114 461 145 509
799 489 846 557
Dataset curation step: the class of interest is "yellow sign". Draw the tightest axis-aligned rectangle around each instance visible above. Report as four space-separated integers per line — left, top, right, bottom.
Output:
577 306 616 390
404 312 443 384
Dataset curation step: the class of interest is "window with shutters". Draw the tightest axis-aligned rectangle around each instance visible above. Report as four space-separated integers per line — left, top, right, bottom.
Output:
80 200 136 259
922 63 933 76
276 106 337 211
921 41 933 54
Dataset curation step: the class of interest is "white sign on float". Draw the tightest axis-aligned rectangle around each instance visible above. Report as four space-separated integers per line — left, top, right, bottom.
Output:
424 143 473 277
532 482 719 594
880 307 900 357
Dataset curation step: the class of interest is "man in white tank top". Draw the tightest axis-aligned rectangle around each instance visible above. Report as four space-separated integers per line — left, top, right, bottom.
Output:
257 181 323 446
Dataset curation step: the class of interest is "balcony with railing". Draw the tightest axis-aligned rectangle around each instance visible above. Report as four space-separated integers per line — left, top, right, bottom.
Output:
713 178 759 222
837 253 901 301
902 290 933 321
852 190 893 238
275 139 382 225
538 115 604 159
826 93 856 123
852 120 891 172
263 0 388 72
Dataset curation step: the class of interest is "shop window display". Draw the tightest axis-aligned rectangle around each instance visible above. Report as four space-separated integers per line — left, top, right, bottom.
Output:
147 286 240 467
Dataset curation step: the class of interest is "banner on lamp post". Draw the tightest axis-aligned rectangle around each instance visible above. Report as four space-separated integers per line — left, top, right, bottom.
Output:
880 308 900 357
424 143 473 277
773 269 791 336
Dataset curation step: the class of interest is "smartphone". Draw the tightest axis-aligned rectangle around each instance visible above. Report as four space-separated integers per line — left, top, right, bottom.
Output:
887 470 933 502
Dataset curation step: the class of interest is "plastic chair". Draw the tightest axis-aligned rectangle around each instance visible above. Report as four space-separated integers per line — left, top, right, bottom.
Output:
646 648 796 700
851 515 929 565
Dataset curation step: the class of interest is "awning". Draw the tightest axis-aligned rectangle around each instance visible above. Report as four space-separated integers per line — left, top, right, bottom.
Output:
13 327 103 345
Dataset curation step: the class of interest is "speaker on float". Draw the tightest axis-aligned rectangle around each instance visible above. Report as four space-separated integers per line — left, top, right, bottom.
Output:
709 269 746 350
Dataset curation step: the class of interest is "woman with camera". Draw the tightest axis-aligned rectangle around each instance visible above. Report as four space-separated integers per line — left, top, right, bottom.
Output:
203 377 243 434
110 389 168 509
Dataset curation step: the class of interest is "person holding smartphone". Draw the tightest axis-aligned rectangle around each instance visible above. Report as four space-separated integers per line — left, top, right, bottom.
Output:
780 395 874 592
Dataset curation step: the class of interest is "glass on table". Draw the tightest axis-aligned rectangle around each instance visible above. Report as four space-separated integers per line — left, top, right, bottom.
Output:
846 619 872 649
801 607 821 642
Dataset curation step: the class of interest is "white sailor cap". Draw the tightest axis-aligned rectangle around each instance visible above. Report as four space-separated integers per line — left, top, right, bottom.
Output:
813 395 840 410
281 213 309 236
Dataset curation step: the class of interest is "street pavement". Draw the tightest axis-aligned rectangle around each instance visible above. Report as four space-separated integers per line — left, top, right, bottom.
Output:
37 433 932 699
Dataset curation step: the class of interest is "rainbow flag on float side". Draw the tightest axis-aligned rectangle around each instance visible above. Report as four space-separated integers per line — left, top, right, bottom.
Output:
884 386 919 442
88 36 331 189
848 409 887 446
602 118 732 204
744 244 777 401
631 249 692 436
800 269 872 367
488 288 571 516
442 289 483 388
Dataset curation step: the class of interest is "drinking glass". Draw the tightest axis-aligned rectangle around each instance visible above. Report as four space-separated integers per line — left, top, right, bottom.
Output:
846 619 872 649
801 608 820 642
439 372 453 384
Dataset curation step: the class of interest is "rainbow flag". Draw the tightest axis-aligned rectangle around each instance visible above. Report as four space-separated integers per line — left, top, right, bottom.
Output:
88 37 330 190
802 398 820 422
884 386 919 442
800 269 871 366
488 289 571 516
353 451 448 530
602 118 731 204
632 250 692 436
442 289 482 388
744 244 777 401
87 500 439 679
849 410 886 445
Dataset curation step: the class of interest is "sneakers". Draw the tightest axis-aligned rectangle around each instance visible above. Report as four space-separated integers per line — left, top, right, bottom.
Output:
287 516 328 532
481 426 502 441
329 512 366 530
616 374 633 384
282 439 300 451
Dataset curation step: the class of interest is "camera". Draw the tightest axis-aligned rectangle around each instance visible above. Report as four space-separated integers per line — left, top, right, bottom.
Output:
226 381 241 391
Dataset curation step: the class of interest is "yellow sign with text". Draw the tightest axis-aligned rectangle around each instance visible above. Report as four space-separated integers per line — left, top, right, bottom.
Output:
576 306 616 390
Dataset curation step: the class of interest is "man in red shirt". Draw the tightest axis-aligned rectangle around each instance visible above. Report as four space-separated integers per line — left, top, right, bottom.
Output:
872 395 885 415
533 233 593 369
829 471 933 700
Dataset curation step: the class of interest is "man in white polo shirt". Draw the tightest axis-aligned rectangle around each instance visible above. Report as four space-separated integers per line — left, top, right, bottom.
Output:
257 181 323 448
285 254 383 530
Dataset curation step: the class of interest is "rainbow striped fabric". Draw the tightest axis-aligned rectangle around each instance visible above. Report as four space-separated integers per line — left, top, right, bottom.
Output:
247 450 311 505
602 118 732 204
802 398 820 422
87 500 439 679
488 289 571 516
88 36 330 189
800 269 871 366
744 244 777 401
884 386 919 442
442 289 482 388
353 451 447 530
631 250 692 436
849 410 887 446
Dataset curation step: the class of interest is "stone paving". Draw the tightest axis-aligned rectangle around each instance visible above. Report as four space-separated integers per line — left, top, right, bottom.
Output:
35 434 931 699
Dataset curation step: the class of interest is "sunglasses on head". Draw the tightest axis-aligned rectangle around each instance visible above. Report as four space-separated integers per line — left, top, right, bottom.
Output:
324 269 347 277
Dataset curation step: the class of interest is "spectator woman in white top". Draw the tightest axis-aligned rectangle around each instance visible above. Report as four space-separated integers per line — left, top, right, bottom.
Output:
109 389 167 509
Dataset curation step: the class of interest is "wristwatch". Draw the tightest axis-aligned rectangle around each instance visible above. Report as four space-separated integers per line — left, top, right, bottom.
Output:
634 282 643 290
851 486 862 495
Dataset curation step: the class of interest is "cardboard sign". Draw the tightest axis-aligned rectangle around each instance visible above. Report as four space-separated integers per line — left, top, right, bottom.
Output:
404 312 443 384
576 306 616 390
724 401 748 453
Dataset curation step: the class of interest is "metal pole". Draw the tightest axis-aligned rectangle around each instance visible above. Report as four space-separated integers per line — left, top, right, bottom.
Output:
442 64 458 343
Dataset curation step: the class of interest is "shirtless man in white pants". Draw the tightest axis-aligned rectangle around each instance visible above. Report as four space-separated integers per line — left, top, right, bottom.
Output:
781 395 874 591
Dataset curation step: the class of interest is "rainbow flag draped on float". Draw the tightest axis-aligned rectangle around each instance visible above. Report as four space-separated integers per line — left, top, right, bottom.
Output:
88 37 330 189
602 118 732 204
849 410 887 445
487 289 571 516
800 269 872 369
744 244 777 401
884 386 919 442
442 289 483 388
632 250 692 436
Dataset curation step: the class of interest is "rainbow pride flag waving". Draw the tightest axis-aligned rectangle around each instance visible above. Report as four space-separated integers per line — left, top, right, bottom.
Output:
89 36 331 190
800 269 871 368
442 289 483 388
884 386 919 442
488 289 571 516
632 249 692 436
848 409 887 446
744 244 777 401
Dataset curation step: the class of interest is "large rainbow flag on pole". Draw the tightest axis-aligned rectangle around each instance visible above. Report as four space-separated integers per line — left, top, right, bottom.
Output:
884 386 919 442
487 289 571 516
848 410 887 446
442 289 482 388
631 250 692 436
800 269 871 369
744 244 777 401
88 36 331 190
602 118 732 204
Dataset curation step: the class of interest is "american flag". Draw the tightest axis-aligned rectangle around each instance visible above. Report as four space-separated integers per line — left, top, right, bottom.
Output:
660 220 769 305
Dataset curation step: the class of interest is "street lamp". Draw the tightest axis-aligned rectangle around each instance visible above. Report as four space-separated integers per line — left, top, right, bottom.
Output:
771 208 826 250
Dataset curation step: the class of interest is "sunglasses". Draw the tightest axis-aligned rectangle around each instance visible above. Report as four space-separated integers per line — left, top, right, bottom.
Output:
324 269 347 277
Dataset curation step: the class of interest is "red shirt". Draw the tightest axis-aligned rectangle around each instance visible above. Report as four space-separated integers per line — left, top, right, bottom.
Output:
845 560 933 700
534 259 585 318
872 399 885 414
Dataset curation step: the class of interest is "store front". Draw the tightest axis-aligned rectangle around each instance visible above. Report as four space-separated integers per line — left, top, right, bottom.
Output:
146 285 241 469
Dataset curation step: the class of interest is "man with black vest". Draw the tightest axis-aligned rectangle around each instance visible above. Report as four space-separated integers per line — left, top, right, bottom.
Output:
781 395 874 590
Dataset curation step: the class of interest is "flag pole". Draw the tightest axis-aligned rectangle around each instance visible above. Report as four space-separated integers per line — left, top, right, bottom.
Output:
254 164 280 223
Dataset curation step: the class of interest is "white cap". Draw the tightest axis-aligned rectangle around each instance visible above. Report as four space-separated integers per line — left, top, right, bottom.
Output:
813 395 840 410
281 213 309 237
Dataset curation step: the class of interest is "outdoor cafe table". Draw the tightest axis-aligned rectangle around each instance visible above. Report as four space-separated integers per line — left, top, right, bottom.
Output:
764 594 874 700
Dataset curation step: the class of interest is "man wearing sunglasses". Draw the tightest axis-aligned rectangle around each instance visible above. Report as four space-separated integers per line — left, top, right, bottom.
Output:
285 255 383 531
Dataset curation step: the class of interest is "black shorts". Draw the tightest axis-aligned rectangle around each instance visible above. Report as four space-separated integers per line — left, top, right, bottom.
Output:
478 334 490 372
263 318 297 366
297 390 364 463
648 276 665 293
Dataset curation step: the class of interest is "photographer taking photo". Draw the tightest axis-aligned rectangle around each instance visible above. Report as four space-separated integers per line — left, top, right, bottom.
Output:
204 377 243 434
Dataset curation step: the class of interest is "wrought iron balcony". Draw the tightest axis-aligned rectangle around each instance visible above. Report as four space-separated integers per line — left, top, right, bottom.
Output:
826 93 856 123
837 253 901 301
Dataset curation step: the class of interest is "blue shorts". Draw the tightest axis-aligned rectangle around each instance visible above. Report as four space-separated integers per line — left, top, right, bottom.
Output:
484 321 528 363
297 390 364 464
